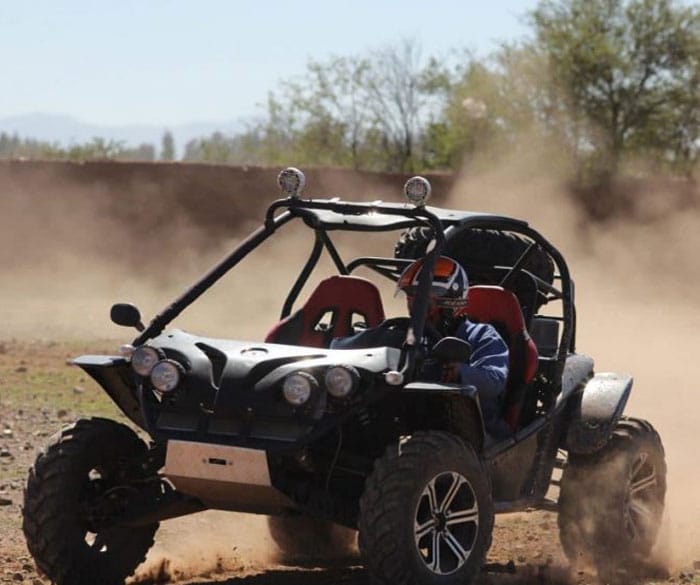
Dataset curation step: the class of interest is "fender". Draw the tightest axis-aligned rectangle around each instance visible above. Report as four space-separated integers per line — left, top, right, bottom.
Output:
72 355 146 429
563 372 632 455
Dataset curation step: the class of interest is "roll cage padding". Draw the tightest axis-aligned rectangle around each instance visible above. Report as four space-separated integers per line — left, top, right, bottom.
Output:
458 285 539 431
264 275 386 348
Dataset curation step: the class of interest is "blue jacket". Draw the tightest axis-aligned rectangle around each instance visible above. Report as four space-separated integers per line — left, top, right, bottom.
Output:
454 320 509 399
454 319 510 437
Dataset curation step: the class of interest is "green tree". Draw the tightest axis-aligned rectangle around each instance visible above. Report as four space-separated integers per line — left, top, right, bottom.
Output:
531 0 700 175
253 41 450 172
362 41 436 172
160 130 176 161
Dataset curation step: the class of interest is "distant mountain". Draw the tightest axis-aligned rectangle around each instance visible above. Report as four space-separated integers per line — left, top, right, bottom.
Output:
0 113 246 156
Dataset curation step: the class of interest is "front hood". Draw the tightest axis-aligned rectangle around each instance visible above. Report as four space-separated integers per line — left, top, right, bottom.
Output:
144 330 401 441
149 329 401 387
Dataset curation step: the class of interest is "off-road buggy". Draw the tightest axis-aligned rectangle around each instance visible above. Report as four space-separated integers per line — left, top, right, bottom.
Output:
23 169 666 585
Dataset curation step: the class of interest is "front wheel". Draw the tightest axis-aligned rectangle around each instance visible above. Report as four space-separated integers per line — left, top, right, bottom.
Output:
22 418 159 585
558 417 666 580
359 432 493 585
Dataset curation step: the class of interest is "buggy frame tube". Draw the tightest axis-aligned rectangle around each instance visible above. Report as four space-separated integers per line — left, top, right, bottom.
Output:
280 231 325 320
318 230 349 275
446 217 575 359
266 197 446 357
134 211 294 345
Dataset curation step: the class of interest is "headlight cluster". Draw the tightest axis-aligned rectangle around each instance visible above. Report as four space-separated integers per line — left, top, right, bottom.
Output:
281 365 359 407
130 346 183 393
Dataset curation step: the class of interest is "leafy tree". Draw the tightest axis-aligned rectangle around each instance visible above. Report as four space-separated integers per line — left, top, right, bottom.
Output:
0 133 156 162
531 0 700 175
251 41 450 172
116 143 156 161
362 41 438 172
161 130 176 161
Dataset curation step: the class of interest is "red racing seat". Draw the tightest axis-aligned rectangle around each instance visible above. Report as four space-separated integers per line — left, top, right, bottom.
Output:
458 285 539 431
265 275 386 348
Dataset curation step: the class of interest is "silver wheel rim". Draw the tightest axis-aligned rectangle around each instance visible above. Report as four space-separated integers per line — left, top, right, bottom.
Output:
414 471 479 575
624 451 659 542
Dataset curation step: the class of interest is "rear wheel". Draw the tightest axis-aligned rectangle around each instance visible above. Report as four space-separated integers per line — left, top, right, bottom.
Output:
558 418 666 580
359 432 493 585
22 418 159 585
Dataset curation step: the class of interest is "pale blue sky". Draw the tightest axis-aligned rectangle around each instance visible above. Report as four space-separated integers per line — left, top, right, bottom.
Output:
1 1 539 126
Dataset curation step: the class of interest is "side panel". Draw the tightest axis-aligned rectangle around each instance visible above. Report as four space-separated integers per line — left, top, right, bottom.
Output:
563 372 633 454
402 382 485 451
488 430 539 501
72 355 146 430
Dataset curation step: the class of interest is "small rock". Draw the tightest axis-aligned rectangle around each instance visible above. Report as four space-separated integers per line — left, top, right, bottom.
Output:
0 447 12 458
3 428 13 438
15 366 27 373
0 496 12 506
12 571 24 581
72 386 84 394
56 409 68 419
20 564 32 572
517 555 527 563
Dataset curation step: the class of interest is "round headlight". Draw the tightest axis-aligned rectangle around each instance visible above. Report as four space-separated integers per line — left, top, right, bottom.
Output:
282 372 316 406
324 366 358 398
150 360 182 393
277 167 306 198
131 346 160 376
404 176 431 207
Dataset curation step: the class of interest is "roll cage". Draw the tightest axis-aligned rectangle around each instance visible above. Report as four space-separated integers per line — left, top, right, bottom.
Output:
134 194 575 386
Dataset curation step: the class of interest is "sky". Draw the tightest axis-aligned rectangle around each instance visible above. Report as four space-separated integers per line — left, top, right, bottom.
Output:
0 0 539 126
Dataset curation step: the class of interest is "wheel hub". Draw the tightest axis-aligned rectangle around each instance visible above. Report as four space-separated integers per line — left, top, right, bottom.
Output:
433 511 447 532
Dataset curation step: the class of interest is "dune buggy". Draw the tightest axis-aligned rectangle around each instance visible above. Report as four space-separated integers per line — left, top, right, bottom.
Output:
23 168 666 585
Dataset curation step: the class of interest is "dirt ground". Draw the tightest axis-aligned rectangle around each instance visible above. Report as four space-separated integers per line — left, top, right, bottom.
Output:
0 342 696 585
1 162 700 584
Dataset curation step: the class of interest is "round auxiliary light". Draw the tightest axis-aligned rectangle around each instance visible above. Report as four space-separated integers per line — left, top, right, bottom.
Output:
131 346 160 376
282 372 316 406
384 370 404 386
324 366 359 398
150 360 182 393
404 176 431 207
277 167 306 198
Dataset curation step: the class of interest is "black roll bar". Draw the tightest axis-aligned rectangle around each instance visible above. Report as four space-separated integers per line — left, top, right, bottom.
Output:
133 210 294 345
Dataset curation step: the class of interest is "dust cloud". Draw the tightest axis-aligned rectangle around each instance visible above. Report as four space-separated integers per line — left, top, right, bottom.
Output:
447 158 700 569
2 159 698 574
129 511 276 583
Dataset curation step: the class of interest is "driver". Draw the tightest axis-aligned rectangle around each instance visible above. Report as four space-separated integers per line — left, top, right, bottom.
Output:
397 256 511 438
